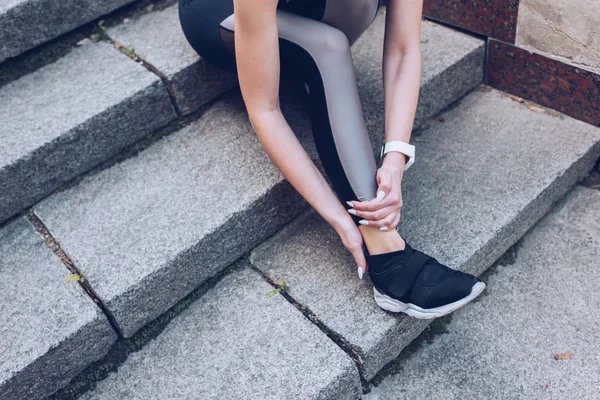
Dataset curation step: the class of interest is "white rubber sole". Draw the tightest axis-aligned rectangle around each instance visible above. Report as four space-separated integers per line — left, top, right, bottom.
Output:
373 281 486 319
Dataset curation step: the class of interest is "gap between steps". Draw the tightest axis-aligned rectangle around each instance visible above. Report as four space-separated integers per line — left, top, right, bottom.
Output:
47 254 246 400
249 263 373 394
26 209 122 336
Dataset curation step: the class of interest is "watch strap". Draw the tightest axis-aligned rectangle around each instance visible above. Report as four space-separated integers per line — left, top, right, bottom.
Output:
380 141 415 170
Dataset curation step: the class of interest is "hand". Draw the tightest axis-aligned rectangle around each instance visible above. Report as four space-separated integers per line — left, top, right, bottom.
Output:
332 215 368 277
348 160 404 230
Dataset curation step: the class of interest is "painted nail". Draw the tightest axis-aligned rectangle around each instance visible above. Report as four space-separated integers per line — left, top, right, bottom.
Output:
376 191 385 201
379 226 389 231
346 201 354 207
358 219 368 225
357 267 363 280
347 208 357 215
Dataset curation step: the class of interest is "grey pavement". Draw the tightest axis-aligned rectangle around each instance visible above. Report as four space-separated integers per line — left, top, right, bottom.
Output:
0 40 175 224
250 87 600 380
365 186 600 400
0 218 117 400
79 261 362 400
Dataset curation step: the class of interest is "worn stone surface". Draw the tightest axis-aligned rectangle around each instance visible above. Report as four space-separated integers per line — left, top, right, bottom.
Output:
34 94 314 338
353 10 485 153
79 262 361 400
0 218 117 400
250 87 600 380
517 0 600 71
0 0 137 63
107 3 238 115
0 40 176 225
366 186 600 399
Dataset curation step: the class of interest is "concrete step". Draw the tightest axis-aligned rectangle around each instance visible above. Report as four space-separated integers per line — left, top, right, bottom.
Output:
0 40 176 225
78 260 362 400
365 186 600 399
106 3 239 115
249 87 600 380
0 0 137 63
0 217 117 400
32 10 485 339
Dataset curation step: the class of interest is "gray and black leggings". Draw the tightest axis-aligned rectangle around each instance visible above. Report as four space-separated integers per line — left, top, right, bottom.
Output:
178 0 380 226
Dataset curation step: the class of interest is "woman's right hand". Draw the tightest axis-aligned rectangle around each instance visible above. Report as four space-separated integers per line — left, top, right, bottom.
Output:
332 216 368 278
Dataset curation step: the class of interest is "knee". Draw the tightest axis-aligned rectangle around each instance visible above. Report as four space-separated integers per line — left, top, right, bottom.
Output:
316 27 351 56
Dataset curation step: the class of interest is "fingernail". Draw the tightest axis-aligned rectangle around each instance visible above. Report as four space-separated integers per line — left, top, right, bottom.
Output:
347 208 357 215
376 191 385 201
379 226 389 231
359 219 368 225
346 201 354 207
357 267 363 279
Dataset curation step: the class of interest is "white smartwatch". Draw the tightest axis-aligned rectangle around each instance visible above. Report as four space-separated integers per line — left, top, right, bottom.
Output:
380 141 415 170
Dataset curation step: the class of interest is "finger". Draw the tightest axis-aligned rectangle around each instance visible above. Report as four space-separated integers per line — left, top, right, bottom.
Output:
353 247 367 278
376 169 392 202
350 194 399 212
358 211 399 228
350 204 399 221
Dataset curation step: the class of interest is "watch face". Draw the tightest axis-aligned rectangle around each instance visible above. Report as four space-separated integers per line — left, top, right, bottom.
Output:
380 145 385 159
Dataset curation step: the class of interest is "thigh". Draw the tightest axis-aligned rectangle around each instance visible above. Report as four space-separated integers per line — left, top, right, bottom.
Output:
309 0 380 45
178 0 237 72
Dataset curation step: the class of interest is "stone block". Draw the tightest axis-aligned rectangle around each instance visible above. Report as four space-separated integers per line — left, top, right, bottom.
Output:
0 0 137 63
79 263 361 400
0 40 176 224
0 218 117 400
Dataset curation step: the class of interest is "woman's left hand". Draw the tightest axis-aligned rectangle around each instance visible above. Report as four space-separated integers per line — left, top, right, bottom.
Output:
349 155 405 230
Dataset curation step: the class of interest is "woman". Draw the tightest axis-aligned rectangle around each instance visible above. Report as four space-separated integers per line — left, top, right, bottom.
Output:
178 0 485 319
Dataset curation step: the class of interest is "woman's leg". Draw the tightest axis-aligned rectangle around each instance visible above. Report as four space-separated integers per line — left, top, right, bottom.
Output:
179 0 404 253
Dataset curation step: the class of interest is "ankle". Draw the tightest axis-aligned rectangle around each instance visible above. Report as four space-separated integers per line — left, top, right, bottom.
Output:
359 226 406 255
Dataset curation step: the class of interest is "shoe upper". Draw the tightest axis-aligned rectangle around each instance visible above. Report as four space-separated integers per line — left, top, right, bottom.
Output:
366 242 480 309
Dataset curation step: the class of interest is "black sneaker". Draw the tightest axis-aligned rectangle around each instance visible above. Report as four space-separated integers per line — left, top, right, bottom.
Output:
365 241 485 319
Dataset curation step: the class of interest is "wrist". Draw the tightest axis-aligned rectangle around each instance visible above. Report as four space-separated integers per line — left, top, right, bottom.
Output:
326 207 354 232
382 151 407 170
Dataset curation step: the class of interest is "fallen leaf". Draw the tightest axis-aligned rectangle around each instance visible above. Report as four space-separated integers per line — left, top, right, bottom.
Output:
527 104 544 113
554 352 573 360
509 95 524 103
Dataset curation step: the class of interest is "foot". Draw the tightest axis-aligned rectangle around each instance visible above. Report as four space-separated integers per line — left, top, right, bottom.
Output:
366 241 485 319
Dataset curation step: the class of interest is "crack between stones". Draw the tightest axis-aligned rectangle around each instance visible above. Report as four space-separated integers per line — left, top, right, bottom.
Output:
96 30 185 117
249 265 372 393
25 210 123 337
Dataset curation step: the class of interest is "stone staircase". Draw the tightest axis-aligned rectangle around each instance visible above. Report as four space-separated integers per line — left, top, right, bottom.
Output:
1 1 599 399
